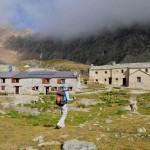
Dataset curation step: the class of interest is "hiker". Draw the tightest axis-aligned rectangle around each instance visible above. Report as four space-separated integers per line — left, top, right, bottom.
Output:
56 84 75 129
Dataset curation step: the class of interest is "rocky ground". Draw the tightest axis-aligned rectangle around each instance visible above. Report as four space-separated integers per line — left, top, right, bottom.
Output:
0 89 150 150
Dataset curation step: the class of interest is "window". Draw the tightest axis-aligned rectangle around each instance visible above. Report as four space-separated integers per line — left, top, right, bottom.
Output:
137 77 141 82
105 79 107 81
116 78 118 81
32 86 39 91
1 86 5 90
12 78 19 83
1 78 5 83
105 71 107 74
95 71 98 74
96 79 98 82
51 87 57 91
42 78 50 84
121 70 124 73
145 69 148 73
57 79 65 84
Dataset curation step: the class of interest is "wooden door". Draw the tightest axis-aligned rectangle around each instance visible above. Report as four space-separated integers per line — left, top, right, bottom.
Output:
15 86 19 94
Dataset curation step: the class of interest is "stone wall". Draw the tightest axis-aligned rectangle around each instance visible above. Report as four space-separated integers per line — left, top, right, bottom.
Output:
0 77 79 94
89 66 150 89
129 70 150 89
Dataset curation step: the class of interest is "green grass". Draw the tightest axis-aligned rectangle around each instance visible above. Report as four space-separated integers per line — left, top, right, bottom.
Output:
24 95 57 111
13 59 90 71
0 90 150 150
137 93 150 115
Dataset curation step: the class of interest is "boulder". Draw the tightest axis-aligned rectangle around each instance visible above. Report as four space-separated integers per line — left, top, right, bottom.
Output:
105 119 113 124
137 127 146 133
62 139 97 150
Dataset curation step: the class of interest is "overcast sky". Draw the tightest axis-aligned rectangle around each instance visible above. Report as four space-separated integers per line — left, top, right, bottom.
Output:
0 0 150 39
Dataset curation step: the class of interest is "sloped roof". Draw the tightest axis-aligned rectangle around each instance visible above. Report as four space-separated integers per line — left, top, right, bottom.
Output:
91 62 150 70
0 71 20 78
0 71 79 79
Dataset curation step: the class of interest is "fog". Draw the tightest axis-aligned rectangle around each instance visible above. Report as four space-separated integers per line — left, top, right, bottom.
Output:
0 0 150 39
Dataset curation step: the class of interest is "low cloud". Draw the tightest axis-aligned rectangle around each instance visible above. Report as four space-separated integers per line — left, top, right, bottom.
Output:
0 0 150 39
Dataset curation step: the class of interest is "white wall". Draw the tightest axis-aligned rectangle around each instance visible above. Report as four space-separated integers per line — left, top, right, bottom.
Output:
0 77 79 94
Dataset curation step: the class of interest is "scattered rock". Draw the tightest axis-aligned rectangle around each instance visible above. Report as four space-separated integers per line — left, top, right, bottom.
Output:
97 113 100 116
115 134 119 138
20 146 37 150
107 128 111 131
46 110 52 113
0 110 6 115
99 107 103 111
62 139 97 150
96 138 101 141
105 119 113 124
79 124 85 128
124 106 131 111
59 134 69 138
146 104 150 108
69 107 91 112
37 143 45 147
93 124 99 126
31 110 40 116
121 115 127 119
136 133 141 137
137 127 146 133
128 137 134 141
78 98 103 106
32 135 44 142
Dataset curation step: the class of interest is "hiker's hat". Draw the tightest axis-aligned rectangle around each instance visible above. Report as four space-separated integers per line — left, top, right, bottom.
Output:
62 84 68 88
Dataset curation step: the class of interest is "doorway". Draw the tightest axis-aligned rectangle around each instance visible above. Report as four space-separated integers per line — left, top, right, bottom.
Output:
15 86 20 94
109 78 112 84
46 87 49 95
123 78 127 86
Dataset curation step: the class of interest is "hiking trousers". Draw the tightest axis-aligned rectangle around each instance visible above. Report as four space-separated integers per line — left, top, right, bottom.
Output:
57 104 68 128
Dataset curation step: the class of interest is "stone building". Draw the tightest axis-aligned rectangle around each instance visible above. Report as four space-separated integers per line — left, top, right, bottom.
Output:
90 62 150 90
0 71 80 94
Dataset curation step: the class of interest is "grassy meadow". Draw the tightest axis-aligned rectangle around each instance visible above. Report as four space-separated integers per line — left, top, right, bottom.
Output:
13 59 90 71
0 90 150 150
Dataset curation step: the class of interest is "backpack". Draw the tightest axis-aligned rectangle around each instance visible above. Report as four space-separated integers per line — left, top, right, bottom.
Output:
56 88 67 106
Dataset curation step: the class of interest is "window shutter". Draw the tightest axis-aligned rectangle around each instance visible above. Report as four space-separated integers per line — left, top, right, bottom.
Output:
12 79 16 83
1 86 5 90
51 87 54 91
42 79 46 84
57 79 61 84
32 87 35 90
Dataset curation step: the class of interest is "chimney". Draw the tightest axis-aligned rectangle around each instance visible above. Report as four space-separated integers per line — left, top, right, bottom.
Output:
73 71 78 76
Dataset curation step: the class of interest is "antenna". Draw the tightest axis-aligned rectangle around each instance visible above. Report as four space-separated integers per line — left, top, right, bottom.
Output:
40 50 43 68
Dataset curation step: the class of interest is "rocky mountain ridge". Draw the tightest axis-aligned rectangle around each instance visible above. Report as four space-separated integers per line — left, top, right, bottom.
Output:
1 25 150 65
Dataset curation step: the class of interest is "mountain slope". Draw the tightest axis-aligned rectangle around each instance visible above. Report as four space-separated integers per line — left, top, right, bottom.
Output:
2 25 150 65
0 27 34 64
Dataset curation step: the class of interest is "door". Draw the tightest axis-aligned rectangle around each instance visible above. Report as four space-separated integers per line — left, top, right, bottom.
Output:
46 87 49 95
109 78 112 84
123 78 127 86
15 86 19 94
